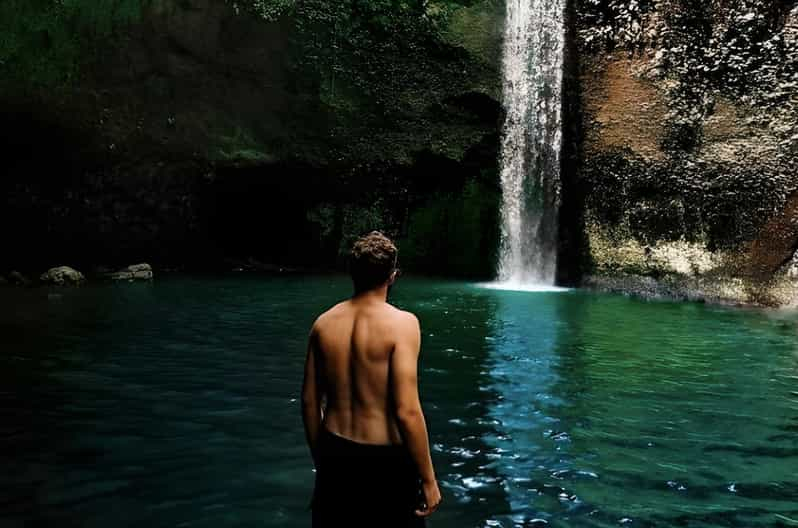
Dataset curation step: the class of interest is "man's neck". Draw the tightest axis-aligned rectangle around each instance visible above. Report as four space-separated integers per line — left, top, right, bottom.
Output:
352 285 389 303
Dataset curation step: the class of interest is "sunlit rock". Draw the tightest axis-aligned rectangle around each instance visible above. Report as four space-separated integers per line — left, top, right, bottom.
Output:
108 263 153 281
786 252 798 280
40 266 85 285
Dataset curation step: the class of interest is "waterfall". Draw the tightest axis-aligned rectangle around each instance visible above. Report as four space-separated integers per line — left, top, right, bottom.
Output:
497 0 565 286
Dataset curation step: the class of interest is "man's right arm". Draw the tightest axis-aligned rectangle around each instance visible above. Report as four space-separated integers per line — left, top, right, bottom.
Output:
390 313 441 517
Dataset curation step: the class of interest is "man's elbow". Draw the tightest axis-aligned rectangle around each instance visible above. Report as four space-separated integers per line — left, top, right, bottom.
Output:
301 395 316 410
396 404 423 427
301 390 319 411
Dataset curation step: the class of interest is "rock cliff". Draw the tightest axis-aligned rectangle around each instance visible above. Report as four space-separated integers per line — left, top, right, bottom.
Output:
1 0 503 277
3 0 797 304
574 0 798 305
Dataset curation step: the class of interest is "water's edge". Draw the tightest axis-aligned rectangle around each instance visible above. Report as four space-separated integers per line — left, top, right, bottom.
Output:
584 272 798 309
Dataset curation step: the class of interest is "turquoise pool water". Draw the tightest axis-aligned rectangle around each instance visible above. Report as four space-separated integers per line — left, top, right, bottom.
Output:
1 276 796 527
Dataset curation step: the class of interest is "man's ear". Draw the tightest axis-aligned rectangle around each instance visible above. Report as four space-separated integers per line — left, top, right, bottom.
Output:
387 271 398 285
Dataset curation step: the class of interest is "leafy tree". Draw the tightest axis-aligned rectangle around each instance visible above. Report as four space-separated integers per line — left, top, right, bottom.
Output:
0 0 141 88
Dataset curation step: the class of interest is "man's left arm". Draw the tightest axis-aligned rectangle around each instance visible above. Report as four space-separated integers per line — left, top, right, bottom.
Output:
301 326 323 466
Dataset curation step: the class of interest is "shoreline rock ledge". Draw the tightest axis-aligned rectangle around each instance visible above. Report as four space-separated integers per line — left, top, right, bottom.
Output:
40 266 85 285
108 263 154 281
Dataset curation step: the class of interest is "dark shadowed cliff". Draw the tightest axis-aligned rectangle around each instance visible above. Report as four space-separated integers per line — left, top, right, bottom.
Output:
1 0 503 277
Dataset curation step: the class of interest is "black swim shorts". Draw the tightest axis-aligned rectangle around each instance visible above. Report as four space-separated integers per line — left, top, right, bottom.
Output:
311 428 426 528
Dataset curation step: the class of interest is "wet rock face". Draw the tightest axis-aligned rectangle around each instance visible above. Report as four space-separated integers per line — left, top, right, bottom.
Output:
40 266 85 285
785 251 798 279
574 0 798 304
7 271 31 287
108 263 154 281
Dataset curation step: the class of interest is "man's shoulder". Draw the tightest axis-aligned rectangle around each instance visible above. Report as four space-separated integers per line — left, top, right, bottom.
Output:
385 305 420 330
313 300 418 331
310 301 345 334
311 301 348 331
384 307 420 352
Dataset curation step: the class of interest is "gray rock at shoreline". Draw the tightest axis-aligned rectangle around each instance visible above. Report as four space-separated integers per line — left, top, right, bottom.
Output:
584 270 798 308
8 271 31 286
584 274 713 304
40 266 85 285
108 263 153 281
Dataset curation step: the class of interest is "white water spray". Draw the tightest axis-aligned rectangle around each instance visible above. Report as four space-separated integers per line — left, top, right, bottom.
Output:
496 0 565 286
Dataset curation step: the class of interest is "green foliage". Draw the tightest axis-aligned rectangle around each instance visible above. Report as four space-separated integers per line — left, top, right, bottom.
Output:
338 202 392 257
2 0 500 168
227 0 295 21
442 0 503 63
0 0 142 88
401 179 499 278
294 0 448 104
199 0 500 165
291 0 494 157
306 204 336 240
214 125 273 163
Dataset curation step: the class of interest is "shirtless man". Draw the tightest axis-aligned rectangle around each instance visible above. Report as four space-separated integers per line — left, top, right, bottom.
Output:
302 231 442 527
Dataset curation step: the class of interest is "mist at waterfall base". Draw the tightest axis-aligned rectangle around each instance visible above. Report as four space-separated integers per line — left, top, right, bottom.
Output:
494 0 565 290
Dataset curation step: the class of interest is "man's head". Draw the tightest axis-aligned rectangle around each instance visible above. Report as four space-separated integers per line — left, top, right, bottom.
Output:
349 231 398 293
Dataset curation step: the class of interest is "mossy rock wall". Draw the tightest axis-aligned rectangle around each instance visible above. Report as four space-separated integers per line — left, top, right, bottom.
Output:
574 0 798 303
0 0 504 276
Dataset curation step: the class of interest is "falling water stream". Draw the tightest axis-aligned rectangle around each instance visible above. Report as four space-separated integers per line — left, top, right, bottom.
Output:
497 0 566 286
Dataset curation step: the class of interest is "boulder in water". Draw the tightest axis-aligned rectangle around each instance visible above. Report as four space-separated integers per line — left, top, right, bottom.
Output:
40 266 85 285
8 271 31 286
108 263 153 281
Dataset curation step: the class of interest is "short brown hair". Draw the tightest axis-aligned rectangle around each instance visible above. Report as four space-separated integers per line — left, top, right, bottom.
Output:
349 231 398 292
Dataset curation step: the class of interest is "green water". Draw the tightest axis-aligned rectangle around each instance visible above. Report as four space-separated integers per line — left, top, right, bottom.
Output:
1 276 797 527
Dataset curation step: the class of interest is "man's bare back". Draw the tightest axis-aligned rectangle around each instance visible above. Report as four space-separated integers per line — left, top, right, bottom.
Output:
301 231 441 526
312 296 417 445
